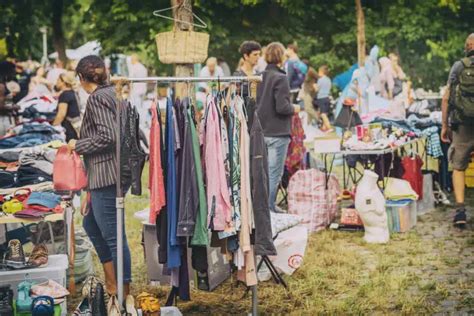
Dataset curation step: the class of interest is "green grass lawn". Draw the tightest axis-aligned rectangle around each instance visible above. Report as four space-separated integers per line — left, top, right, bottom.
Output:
69 163 474 315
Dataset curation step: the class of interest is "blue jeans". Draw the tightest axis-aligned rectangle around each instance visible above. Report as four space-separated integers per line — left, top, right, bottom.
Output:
265 136 290 212
83 185 132 283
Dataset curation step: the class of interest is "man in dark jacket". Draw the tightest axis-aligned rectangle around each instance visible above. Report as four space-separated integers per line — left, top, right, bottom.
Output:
257 42 299 213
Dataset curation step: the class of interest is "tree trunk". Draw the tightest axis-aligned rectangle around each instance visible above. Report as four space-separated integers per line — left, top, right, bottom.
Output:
52 0 67 65
172 0 194 98
356 0 366 67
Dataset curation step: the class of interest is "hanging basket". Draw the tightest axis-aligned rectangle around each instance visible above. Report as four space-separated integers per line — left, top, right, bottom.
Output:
155 30 209 64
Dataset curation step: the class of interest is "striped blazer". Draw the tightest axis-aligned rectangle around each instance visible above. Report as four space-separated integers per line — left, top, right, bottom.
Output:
75 85 121 190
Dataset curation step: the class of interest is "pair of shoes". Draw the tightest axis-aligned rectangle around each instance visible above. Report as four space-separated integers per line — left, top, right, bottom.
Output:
28 243 49 267
453 208 467 229
0 286 13 316
107 295 121 316
16 276 33 312
136 292 160 315
125 294 138 316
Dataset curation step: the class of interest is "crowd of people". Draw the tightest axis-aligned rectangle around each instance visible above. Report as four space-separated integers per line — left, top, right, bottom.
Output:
1 33 473 314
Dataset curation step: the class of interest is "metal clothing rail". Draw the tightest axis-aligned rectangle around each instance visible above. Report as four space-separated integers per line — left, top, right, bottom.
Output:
111 75 263 83
113 75 261 315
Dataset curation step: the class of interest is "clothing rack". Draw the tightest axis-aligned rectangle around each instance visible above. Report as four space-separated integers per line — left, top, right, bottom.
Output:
112 75 262 315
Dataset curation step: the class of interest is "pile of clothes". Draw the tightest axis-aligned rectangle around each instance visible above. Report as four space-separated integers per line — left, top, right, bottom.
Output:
17 92 58 121
0 146 57 189
0 122 64 149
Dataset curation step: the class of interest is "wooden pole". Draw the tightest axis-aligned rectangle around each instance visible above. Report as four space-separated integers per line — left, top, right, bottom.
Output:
356 0 366 67
172 0 194 98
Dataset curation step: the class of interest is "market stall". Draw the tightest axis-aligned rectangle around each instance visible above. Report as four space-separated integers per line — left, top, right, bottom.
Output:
0 117 76 315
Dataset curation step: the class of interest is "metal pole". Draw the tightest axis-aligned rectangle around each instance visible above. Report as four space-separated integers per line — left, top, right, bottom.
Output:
115 94 124 305
111 75 262 83
39 26 48 66
252 285 258 315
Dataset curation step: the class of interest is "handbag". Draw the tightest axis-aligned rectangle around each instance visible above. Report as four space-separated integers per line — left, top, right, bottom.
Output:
53 146 87 191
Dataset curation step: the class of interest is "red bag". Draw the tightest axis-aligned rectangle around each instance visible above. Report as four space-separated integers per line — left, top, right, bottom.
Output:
53 146 87 191
401 155 423 200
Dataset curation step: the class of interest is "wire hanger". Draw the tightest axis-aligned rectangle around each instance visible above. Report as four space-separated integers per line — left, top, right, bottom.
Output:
153 0 208 29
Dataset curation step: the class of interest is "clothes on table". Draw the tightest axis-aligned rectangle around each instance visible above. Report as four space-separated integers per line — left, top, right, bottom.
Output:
19 147 56 175
0 122 64 149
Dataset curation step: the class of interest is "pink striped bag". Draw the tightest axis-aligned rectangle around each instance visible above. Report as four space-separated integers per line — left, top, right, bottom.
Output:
288 169 340 232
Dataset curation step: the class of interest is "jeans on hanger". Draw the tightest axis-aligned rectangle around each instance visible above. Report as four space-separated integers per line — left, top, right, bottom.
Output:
265 136 291 212
83 185 132 283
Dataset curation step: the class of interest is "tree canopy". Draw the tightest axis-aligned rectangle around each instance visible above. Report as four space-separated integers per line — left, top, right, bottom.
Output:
1 0 472 89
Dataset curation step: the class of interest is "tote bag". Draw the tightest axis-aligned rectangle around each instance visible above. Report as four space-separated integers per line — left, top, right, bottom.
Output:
53 146 87 191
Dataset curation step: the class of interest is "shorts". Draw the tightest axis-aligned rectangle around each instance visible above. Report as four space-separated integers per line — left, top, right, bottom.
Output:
314 97 330 114
448 125 474 171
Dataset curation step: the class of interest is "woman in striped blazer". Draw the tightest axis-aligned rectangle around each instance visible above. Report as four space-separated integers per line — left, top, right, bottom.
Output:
67 55 131 313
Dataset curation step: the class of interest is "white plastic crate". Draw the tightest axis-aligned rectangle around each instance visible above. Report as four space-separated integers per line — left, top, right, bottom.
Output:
0 254 68 315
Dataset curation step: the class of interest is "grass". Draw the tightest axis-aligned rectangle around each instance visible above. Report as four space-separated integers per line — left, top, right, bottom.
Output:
68 163 474 314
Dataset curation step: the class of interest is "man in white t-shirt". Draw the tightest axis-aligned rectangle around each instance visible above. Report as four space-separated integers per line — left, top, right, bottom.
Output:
198 57 225 92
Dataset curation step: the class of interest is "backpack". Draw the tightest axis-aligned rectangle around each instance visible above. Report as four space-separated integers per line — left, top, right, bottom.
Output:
454 57 474 119
290 60 308 89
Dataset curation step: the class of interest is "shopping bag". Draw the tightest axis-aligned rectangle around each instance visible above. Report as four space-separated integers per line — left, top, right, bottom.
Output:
53 146 87 191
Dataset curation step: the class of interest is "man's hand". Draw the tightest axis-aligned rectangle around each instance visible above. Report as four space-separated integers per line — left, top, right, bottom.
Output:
67 139 77 153
441 125 451 143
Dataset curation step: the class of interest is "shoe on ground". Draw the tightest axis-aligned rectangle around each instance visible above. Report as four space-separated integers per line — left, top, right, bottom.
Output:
107 295 121 316
125 294 138 316
453 208 467 229
27 243 48 267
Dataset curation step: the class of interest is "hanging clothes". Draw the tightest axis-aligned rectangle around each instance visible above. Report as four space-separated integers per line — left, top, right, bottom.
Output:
149 102 166 224
250 111 277 256
165 98 181 269
177 99 199 237
204 98 232 232
237 101 257 287
155 105 168 264
229 98 242 233
189 106 209 246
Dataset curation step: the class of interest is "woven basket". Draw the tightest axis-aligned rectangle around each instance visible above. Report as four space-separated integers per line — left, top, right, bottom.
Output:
155 30 209 64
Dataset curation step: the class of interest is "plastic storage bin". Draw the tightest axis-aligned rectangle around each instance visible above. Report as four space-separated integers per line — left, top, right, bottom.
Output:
386 200 417 233
0 254 68 315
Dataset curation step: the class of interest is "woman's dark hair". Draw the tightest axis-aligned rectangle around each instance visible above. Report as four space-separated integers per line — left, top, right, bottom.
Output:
0 61 16 83
75 55 108 85
239 41 262 57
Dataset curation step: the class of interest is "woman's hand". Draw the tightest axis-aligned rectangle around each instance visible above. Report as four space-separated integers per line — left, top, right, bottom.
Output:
67 139 77 153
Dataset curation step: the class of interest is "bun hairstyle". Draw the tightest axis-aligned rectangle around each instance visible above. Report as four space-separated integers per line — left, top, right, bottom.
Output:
75 55 108 86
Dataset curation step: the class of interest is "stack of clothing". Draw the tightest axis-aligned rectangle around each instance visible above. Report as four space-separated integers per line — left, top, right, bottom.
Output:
0 122 64 149
0 147 56 189
17 92 58 121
